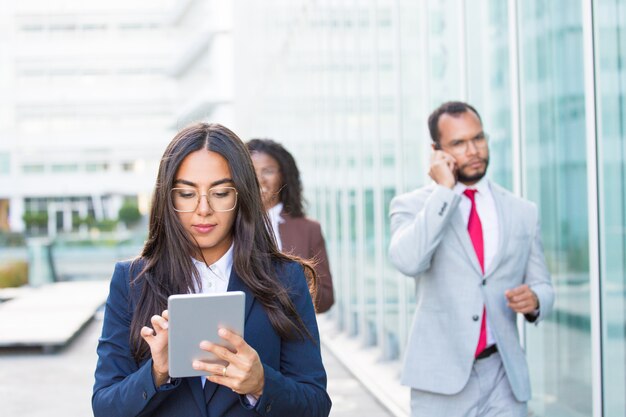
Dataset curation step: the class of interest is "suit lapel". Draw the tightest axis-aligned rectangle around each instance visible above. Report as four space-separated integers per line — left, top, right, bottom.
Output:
278 212 296 252
485 182 508 278
226 268 255 323
187 377 209 415
450 210 484 276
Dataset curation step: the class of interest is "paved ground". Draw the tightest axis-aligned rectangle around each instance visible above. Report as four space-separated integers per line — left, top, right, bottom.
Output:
0 310 392 417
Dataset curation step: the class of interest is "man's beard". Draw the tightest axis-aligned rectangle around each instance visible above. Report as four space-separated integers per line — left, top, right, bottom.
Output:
457 156 489 184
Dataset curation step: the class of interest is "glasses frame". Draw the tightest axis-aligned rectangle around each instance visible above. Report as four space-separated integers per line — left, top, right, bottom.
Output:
438 132 489 156
170 186 238 213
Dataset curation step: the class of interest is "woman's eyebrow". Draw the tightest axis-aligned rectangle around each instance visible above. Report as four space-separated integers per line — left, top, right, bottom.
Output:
173 178 234 187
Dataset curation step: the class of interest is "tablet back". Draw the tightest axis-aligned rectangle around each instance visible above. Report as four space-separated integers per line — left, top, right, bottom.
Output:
168 291 245 378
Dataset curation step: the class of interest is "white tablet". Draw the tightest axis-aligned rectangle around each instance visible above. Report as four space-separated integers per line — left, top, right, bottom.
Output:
167 291 245 378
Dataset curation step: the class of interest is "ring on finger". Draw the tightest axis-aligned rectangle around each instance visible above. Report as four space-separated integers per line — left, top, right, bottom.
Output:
222 366 227 377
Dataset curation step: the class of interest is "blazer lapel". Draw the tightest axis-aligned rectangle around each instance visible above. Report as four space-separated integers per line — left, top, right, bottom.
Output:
484 182 508 278
450 210 484 276
187 376 209 415
278 212 296 252
226 268 254 323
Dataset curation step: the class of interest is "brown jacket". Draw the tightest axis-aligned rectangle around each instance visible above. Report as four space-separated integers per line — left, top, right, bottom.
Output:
278 212 335 313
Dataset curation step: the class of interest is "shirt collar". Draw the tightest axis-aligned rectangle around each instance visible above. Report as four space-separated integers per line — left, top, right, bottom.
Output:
454 177 490 196
191 242 234 282
267 202 285 224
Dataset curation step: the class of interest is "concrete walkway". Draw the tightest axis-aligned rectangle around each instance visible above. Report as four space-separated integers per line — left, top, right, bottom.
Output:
0 281 109 348
0 294 393 417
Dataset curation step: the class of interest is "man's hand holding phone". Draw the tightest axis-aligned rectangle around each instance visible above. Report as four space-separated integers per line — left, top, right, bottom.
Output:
429 149 457 189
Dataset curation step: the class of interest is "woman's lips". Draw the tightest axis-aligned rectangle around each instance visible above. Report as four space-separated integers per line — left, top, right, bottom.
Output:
192 224 216 233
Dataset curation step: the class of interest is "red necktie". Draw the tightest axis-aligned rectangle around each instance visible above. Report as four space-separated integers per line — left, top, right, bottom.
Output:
463 189 487 358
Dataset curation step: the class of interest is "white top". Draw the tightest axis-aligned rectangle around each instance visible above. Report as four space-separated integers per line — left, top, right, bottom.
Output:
267 202 285 250
190 244 258 406
191 244 233 295
454 178 499 348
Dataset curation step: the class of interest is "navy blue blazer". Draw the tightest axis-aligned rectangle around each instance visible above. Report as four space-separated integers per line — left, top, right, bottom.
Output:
92 259 331 417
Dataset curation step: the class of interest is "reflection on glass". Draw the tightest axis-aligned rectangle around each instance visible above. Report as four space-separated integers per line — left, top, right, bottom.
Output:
466 0 513 190
427 0 462 106
519 1 591 416
364 189 377 345
382 187 400 359
348 189 359 336
595 1 626 415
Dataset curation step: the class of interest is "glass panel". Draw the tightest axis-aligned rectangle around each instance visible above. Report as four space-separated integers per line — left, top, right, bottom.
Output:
0 152 9 175
396 1 426 355
347 189 359 336
398 1 428 192
465 0 513 191
594 1 626 415
518 2 591 416
382 187 400 359
364 189 377 345
427 0 463 107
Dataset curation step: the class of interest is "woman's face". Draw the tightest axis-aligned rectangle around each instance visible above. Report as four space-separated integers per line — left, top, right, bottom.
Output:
173 150 237 264
251 151 283 211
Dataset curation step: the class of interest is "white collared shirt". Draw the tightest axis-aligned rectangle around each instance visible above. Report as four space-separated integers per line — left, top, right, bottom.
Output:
454 178 499 348
267 202 285 251
191 244 233 295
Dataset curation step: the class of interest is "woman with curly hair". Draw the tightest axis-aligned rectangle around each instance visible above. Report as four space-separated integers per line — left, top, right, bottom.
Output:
246 139 334 313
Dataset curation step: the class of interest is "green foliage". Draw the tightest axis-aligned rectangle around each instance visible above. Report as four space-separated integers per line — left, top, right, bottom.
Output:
96 218 118 232
0 261 28 288
22 211 48 227
118 202 141 227
73 215 96 228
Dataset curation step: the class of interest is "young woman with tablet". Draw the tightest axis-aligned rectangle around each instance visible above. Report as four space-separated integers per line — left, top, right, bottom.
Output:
92 123 331 417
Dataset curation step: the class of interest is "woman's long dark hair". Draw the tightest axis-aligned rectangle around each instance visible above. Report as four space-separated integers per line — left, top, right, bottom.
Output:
246 138 305 218
129 123 315 362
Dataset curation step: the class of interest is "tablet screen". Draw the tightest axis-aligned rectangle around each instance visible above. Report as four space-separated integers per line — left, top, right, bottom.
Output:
167 291 245 378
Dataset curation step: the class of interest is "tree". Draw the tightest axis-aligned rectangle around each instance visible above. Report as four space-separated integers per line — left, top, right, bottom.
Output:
118 201 141 227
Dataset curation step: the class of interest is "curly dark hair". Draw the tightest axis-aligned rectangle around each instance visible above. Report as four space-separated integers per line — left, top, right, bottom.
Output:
428 101 483 147
246 138 306 218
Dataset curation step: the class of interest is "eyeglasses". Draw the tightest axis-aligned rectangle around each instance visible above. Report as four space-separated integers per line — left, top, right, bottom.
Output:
439 133 489 156
255 167 280 180
170 186 238 213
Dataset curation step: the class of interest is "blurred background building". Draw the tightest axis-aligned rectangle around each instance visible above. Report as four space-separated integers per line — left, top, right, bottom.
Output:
0 0 624 416
0 0 233 237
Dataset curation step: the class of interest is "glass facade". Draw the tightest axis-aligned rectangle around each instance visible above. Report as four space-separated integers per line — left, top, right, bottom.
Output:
519 2 592 415
233 1 625 415
595 1 626 415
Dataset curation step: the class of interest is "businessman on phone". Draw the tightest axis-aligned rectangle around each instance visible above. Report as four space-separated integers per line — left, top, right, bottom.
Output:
388 101 554 416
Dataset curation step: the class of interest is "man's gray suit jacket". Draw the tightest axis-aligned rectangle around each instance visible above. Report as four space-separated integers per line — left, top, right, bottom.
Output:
388 181 554 402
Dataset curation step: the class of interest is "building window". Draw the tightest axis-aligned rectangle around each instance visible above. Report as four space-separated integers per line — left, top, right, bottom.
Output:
0 153 9 175
122 162 135 172
51 164 79 173
85 162 108 172
22 164 45 174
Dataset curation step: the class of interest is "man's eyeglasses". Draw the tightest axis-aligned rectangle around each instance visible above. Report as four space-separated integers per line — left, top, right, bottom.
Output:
170 186 238 213
438 133 489 156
